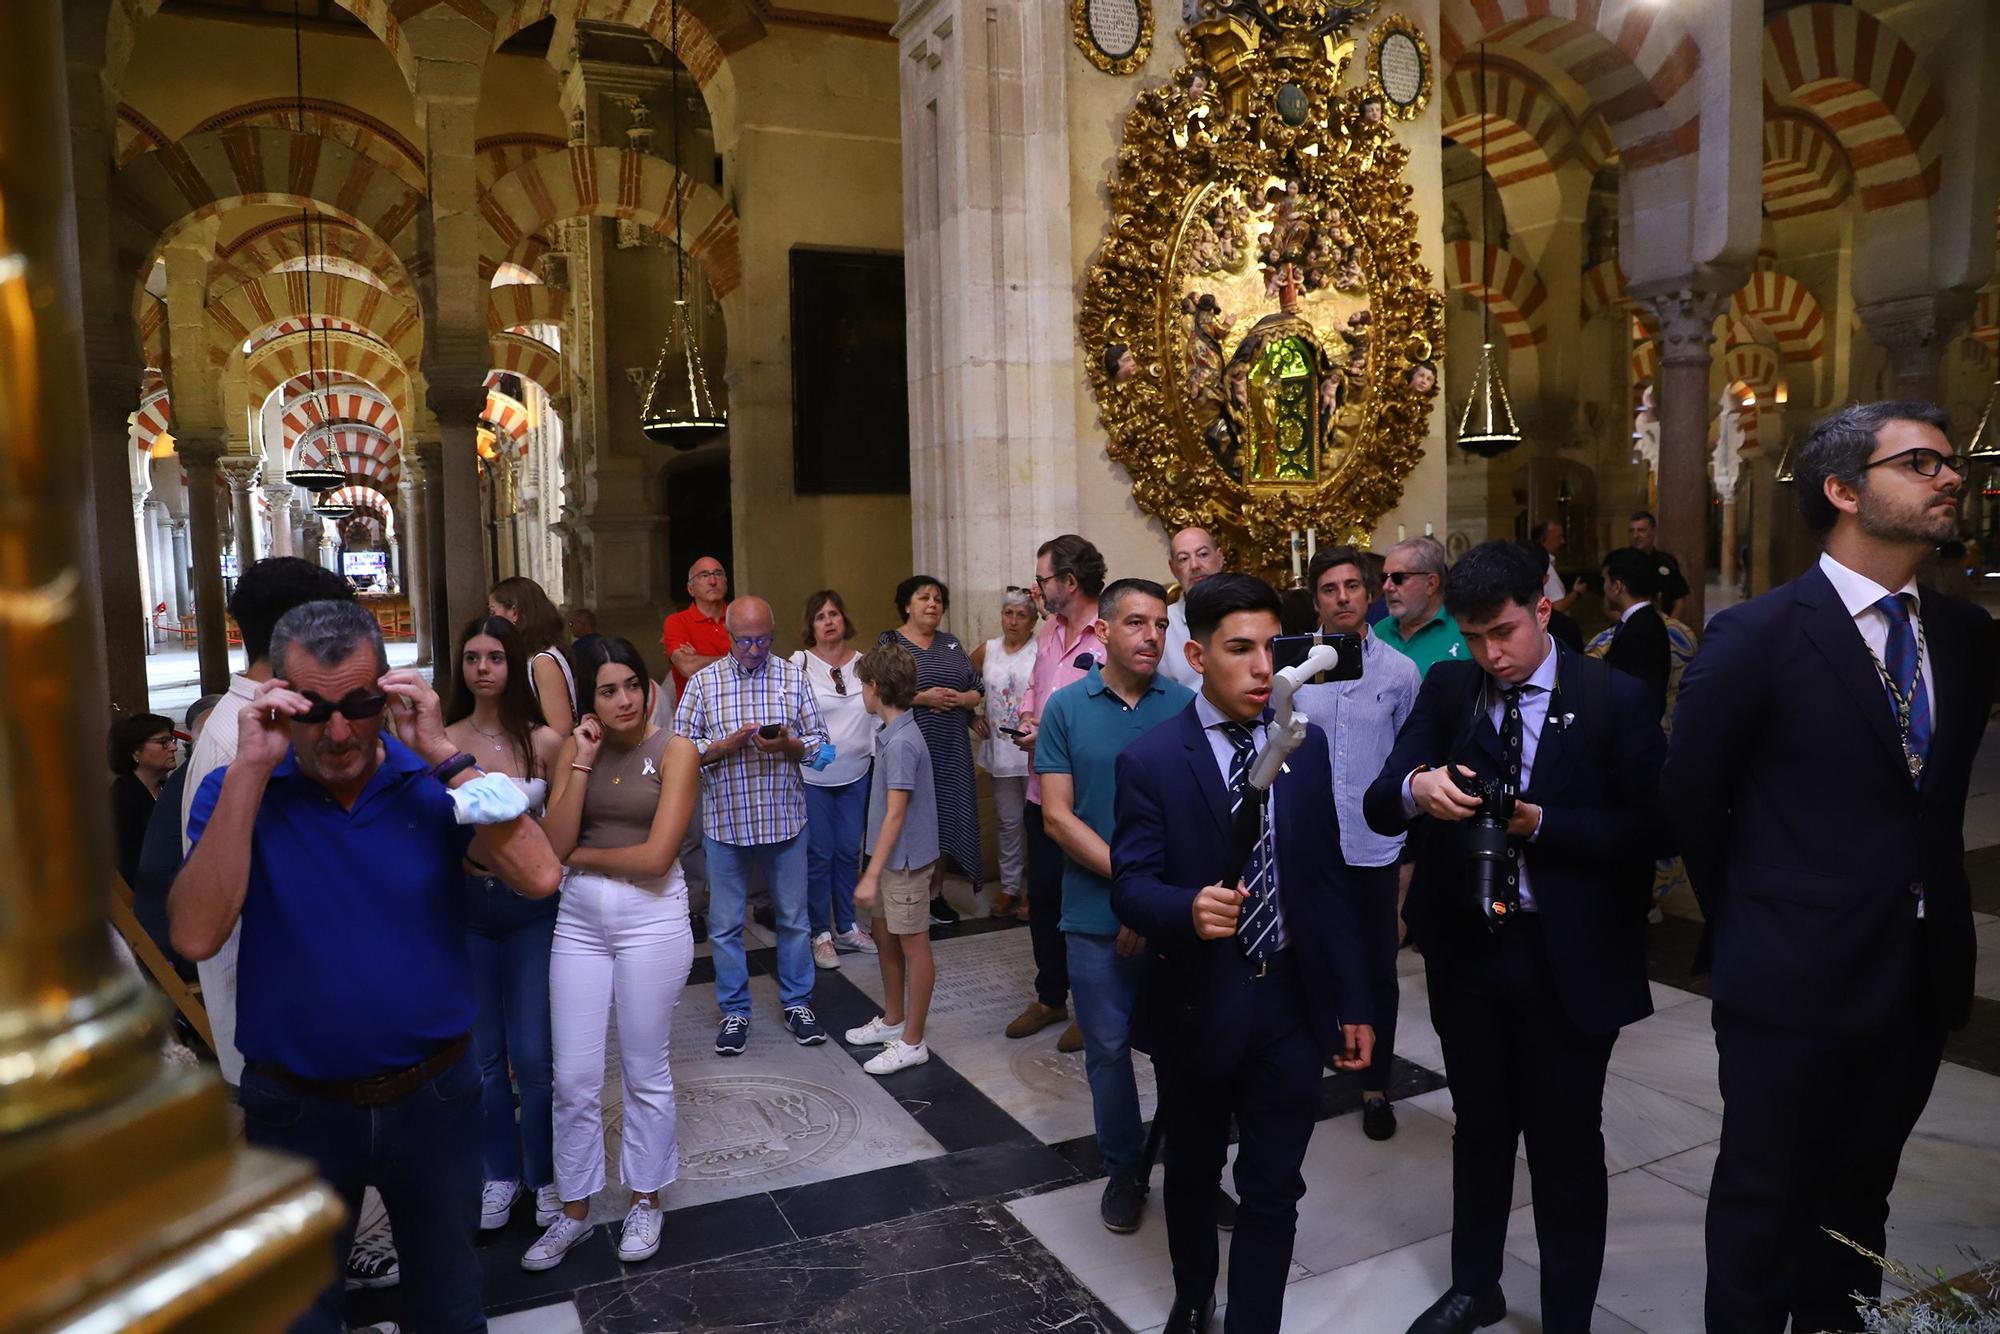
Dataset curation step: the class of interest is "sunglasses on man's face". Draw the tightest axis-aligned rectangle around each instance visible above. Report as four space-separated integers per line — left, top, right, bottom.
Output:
294 690 391 725
1383 571 1429 586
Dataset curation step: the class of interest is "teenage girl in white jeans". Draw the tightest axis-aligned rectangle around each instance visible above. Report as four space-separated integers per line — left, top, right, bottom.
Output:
524 637 699 1271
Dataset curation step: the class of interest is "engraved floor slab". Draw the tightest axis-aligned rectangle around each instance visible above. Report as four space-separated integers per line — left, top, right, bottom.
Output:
842 925 1158 1145
579 974 945 1225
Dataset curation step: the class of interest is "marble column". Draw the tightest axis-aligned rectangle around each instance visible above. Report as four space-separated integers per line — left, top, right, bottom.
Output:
218 456 261 573
415 439 451 676
263 485 295 559
130 462 155 653
1857 294 1973 404
178 438 232 691
1641 287 1732 629
399 466 432 668
169 516 193 624
145 499 176 626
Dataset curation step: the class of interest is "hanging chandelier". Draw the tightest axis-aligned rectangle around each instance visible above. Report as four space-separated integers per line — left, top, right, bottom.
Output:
1966 375 2000 461
637 0 727 449
279 0 347 489
285 462 348 492
1454 43 1522 459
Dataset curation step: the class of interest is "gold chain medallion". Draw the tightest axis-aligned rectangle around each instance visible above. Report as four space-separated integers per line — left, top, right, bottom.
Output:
1081 1 1444 578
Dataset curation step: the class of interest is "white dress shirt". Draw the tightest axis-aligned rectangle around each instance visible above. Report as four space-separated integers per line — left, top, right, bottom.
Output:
1401 637 1558 910
1160 599 1202 690
1192 691 1289 951
1817 552 1934 719
1618 599 1653 624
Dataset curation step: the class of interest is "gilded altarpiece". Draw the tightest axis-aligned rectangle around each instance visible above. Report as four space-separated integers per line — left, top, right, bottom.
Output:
1081 1 1444 576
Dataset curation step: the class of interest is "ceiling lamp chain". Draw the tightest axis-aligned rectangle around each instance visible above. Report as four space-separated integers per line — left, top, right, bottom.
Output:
1454 42 1523 459
281 0 348 492
638 0 728 448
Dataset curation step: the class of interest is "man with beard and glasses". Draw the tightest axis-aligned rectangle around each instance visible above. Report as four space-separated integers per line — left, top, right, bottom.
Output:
1665 402 1996 1334
172 599 562 1333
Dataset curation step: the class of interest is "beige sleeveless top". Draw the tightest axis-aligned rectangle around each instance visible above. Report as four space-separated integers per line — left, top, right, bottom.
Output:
577 728 672 849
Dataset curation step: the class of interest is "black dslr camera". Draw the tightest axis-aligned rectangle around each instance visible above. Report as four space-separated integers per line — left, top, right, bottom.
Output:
1460 772 1518 931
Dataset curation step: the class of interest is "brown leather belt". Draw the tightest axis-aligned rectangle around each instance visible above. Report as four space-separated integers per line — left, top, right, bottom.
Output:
252 1035 469 1107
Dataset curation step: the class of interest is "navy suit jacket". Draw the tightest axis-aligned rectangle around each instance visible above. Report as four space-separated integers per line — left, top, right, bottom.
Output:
1110 701 1372 1073
1362 647 1667 1035
1604 603 1671 719
1663 563 1994 1035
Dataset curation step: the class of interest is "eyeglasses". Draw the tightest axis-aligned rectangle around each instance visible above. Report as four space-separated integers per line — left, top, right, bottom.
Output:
1863 447 1967 479
691 569 727 581
146 733 177 749
1383 571 1430 586
1032 572 1070 590
732 635 774 651
831 665 848 696
295 690 390 725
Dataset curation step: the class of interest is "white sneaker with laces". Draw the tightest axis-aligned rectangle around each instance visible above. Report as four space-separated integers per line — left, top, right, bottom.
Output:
833 926 877 955
352 1323 400 1333
534 1183 562 1228
479 1179 521 1230
617 1198 664 1263
863 1039 929 1075
844 1014 903 1046
344 1225 399 1289
811 931 841 970
521 1214 593 1272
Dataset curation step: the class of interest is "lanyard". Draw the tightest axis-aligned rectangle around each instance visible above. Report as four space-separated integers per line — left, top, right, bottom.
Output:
1862 611 1927 784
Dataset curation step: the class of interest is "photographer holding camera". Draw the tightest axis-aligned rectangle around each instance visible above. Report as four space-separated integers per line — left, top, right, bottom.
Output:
1363 541 1667 1334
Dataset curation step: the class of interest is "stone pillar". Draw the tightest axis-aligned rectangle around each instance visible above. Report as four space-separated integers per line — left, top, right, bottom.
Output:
1641 287 1731 629
178 436 232 692
422 382 490 658
145 498 175 628
219 456 262 571
263 485 295 558
169 516 193 623
399 467 432 668
1857 294 1973 404
415 439 452 675
130 456 155 653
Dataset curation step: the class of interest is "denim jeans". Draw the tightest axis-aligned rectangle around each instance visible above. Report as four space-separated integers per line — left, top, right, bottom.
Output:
705 832 812 1016
804 774 868 937
1065 929 1150 1176
239 1052 485 1333
464 874 557 1189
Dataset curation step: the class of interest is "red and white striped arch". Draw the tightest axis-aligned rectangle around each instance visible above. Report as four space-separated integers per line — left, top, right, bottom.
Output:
281 379 403 449
293 424 401 487
1729 268 1826 364
492 1 727 89
1439 0 1703 170
1440 59 1594 190
318 485 395 520
1764 4 1942 213
1722 340 1785 402
489 282 567 333
1444 241 1548 350
1630 316 1658 387
241 318 378 366
247 330 415 429
1580 261 1637 324
208 272 423 370
132 372 171 455
1762 111 1853 220
488 331 564 397
188 99 425 190
477 135 568 189
481 381 533 456
211 216 413 306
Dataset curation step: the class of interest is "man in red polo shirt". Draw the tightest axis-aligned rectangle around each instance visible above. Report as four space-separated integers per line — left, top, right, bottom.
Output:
663 556 733 694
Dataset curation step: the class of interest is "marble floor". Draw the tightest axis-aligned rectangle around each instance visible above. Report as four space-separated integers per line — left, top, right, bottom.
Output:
345 764 2000 1334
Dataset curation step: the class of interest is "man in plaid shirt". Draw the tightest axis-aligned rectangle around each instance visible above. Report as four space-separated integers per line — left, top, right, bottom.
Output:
675 596 832 1053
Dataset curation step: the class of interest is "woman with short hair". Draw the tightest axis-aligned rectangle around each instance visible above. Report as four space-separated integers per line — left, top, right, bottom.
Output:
794 590 877 967
971 587 1038 918
109 711 178 888
880 575 983 922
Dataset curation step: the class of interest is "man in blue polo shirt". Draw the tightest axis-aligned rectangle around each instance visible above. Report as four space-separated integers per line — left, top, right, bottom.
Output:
1036 577 1192 1234
172 600 560 1334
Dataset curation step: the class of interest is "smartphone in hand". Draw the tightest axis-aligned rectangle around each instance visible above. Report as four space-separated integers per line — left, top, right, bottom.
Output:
758 723 785 739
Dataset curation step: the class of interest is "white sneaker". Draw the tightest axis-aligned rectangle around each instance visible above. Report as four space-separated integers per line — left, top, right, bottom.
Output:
534 1183 562 1228
344 1225 399 1289
617 1198 664 1263
479 1179 521 1230
811 931 841 970
835 926 878 955
862 1039 929 1075
521 1214 593 1272
844 1014 903 1046
352 1324 400 1333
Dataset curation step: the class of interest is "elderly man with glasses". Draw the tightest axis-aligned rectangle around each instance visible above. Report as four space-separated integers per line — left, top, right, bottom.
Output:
674 595 833 1054
1374 536 1470 678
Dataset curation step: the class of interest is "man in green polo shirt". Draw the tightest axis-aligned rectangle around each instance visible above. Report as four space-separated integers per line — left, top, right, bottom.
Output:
1035 577 1192 1235
1373 536 1469 677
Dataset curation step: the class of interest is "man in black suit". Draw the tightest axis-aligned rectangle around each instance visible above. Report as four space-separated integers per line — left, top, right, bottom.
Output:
1600 546 1671 718
1111 573 1375 1333
1628 510 1690 618
1664 401 1994 1333
1363 541 1667 1334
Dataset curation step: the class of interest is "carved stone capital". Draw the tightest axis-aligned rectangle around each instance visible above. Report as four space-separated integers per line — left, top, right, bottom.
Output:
1637 287 1732 368
262 484 295 515
217 454 263 493
1856 293 1974 387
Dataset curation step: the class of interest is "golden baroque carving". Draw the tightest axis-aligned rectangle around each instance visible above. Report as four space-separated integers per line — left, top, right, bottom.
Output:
1073 0 1154 76
1080 4 1443 579
1366 13 1433 121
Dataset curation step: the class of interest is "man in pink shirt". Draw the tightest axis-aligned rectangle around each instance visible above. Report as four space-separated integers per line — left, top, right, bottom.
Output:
1005 533 1108 1047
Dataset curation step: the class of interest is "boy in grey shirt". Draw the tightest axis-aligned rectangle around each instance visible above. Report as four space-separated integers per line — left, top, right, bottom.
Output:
844 642 941 1075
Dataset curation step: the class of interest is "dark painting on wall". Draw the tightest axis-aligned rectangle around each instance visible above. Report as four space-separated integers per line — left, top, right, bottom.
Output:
790 248 910 494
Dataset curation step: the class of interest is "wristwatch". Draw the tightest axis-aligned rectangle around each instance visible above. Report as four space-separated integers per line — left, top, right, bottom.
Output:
432 751 480 784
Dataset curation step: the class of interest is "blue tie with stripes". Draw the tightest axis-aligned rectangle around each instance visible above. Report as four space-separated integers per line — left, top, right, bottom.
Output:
1223 722 1285 962
1875 593 1931 783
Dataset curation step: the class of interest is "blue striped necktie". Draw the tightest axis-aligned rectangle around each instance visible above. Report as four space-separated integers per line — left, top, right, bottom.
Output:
1222 722 1285 962
1875 593 1931 783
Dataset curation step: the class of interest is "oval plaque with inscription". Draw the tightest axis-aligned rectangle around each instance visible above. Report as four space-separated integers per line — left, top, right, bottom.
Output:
1074 0 1152 75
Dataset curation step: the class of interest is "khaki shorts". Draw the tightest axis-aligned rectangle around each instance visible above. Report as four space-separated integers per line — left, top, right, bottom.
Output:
872 861 937 937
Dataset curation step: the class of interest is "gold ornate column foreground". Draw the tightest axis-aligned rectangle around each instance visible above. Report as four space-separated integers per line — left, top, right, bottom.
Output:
0 4 341 1330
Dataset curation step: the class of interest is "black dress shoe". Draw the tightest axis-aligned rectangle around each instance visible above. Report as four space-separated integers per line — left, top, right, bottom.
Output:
1163 1291 1217 1334
1214 1186 1237 1232
1362 1095 1398 1142
1404 1286 1505 1334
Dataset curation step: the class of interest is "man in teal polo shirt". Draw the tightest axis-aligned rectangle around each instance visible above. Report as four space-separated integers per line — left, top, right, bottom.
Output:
1036 577 1193 1235
1374 536 1469 677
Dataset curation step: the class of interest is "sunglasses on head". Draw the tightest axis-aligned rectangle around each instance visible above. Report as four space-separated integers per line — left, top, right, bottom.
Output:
295 690 391 725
